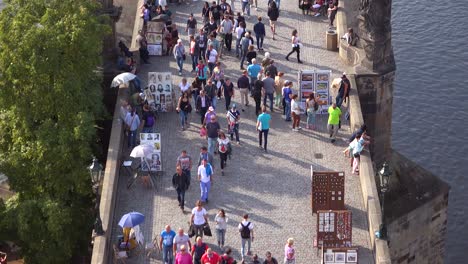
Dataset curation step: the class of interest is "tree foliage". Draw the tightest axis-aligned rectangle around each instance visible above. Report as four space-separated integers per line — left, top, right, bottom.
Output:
0 0 110 262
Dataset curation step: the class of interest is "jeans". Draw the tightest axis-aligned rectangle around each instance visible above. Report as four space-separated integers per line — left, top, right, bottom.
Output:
284 100 291 121
220 152 228 169
235 38 241 56
216 229 226 246
254 96 261 116
200 181 211 202
258 129 269 150
286 46 301 62
225 33 233 51
199 47 206 61
240 49 248 68
263 93 274 112
241 1 250 15
162 245 174 264
255 35 264 49
275 94 282 106
176 188 186 208
241 238 252 258
230 123 239 142
200 107 208 124
142 126 153 133
179 110 188 128
128 130 137 148
306 110 316 126
336 95 344 108
194 224 205 239
208 62 215 76
249 76 257 92
225 95 232 111
327 124 339 140
211 96 217 109
207 137 217 156
176 56 184 72
191 55 199 71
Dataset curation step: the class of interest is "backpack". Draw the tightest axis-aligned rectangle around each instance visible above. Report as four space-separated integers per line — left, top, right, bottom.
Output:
146 114 155 127
240 222 251 238
194 243 206 259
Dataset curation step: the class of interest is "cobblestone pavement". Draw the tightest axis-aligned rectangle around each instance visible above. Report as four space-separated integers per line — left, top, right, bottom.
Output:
109 0 373 263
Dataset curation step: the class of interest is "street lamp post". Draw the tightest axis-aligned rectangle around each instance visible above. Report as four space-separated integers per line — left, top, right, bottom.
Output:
376 162 391 239
89 157 105 236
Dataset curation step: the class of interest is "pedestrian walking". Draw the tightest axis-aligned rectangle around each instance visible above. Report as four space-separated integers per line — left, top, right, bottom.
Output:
206 115 220 156
220 248 236 264
327 103 341 143
265 60 278 78
174 39 186 75
208 33 221 54
172 166 190 211
204 16 218 36
267 2 279 40
241 0 250 16
254 16 266 50
191 201 209 239
160 225 177 264
274 72 285 107
264 251 279 264
219 14 234 51
247 58 262 92
336 73 350 108
190 36 200 73
227 104 241 143
252 72 264 116
196 60 209 87
210 1 222 25
186 13 198 37
328 3 338 27
237 70 250 111
205 79 218 109
174 228 192 255
196 90 211 124
197 146 214 166
262 74 275 112
198 158 214 203
175 245 193 264
202 2 211 24
177 91 192 131
196 29 208 61
191 237 208 264
206 45 219 76
262 52 273 68
240 32 253 69
282 80 293 121
305 93 319 130
214 209 228 247
217 132 230 175
235 21 246 57
191 77 203 104
211 62 225 99
257 106 271 152
176 150 193 181
140 104 155 133
222 78 235 111
283 238 296 264
290 94 302 131
238 214 254 261
285 29 303 63
246 45 257 65
201 248 221 264
180 78 191 94
125 106 140 149
204 105 217 125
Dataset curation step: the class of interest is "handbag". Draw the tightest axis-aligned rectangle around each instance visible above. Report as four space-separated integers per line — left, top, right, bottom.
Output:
188 224 196 238
200 126 207 137
203 224 212 236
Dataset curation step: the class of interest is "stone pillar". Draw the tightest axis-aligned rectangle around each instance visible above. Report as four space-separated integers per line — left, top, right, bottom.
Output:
354 0 396 166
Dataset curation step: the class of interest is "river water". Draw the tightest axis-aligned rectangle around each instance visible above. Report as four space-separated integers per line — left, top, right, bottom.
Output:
391 1 468 262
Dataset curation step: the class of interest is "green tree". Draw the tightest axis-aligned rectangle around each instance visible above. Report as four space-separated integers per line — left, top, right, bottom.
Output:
0 0 109 262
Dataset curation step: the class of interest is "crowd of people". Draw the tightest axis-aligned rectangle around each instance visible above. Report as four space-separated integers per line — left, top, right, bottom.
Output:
114 0 369 263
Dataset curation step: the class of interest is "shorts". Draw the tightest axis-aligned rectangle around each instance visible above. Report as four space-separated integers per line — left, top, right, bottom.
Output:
270 20 277 26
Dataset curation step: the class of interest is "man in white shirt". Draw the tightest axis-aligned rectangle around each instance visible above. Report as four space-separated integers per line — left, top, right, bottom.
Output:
197 159 214 203
205 44 218 75
173 228 192 255
238 214 254 261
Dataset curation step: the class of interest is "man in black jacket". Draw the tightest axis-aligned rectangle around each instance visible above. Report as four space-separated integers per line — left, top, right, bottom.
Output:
172 166 190 211
196 90 212 124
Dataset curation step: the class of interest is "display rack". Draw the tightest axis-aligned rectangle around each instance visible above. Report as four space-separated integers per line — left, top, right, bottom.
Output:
312 171 345 213
323 247 359 263
317 210 353 249
297 70 332 114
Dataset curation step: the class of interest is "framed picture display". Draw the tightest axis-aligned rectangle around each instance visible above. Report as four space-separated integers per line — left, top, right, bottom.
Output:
148 44 162 56
146 21 165 33
148 72 173 112
139 133 162 172
334 252 345 263
147 32 163 44
324 252 334 263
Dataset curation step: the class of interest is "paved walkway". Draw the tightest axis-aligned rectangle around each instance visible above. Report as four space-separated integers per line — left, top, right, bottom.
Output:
110 0 373 263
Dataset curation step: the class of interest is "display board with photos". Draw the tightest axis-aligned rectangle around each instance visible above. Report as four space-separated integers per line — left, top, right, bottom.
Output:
298 70 332 114
312 171 345 213
317 210 352 249
146 21 165 56
145 72 174 112
323 248 358 263
139 133 162 172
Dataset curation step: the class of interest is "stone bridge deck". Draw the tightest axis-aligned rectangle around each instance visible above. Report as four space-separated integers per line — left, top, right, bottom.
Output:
109 0 373 263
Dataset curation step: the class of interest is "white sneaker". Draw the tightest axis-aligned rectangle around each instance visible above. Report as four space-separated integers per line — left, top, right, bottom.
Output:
292 128 298 132
297 126 303 130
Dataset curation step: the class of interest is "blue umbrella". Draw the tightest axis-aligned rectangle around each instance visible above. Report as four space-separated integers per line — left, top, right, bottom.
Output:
118 212 145 228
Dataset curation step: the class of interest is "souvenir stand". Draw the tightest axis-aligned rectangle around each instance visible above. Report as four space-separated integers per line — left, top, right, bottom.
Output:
145 72 174 113
311 171 346 213
146 21 165 56
298 70 332 114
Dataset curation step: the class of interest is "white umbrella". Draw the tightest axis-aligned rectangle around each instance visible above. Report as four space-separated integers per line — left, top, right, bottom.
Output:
130 144 154 171
111 72 137 88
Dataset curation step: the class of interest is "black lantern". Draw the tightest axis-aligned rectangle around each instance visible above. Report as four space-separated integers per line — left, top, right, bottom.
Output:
377 162 391 239
89 157 105 236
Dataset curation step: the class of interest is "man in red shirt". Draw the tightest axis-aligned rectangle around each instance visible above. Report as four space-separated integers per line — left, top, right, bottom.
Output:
201 248 220 264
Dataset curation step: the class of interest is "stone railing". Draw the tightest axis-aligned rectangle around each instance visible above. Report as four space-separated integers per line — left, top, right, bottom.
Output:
347 75 391 263
91 85 128 264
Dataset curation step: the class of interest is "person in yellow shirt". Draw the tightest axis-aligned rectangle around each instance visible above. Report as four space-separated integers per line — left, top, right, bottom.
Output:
327 103 341 143
274 72 285 108
123 227 137 250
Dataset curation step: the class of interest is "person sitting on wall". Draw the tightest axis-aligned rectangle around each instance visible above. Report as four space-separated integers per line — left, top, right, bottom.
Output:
341 28 359 46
